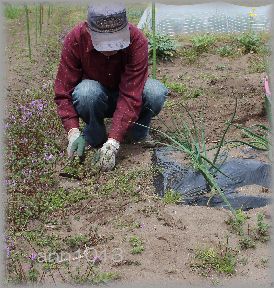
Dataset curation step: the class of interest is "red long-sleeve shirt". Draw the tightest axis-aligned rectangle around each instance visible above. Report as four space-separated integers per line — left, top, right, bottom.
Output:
54 21 148 142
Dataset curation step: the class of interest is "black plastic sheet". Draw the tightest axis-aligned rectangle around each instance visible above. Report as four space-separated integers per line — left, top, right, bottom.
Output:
152 147 272 211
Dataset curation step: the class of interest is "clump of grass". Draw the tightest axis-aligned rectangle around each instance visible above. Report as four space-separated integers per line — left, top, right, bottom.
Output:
217 45 235 57
129 236 144 254
163 189 182 204
65 234 90 250
190 247 237 276
191 34 216 53
163 81 187 95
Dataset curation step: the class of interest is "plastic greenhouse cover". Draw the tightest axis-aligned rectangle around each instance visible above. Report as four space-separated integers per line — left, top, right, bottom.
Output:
152 147 272 211
137 2 272 35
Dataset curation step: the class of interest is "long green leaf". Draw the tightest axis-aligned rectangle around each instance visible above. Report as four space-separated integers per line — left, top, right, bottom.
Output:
213 98 237 165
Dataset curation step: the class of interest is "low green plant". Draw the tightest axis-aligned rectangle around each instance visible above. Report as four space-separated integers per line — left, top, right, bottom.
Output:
236 32 264 54
255 212 270 242
145 30 178 61
163 81 187 95
239 235 256 250
191 34 216 53
180 47 199 63
65 234 89 250
225 209 248 235
216 64 227 71
217 45 235 57
190 247 236 275
129 236 144 254
163 189 182 204
188 88 203 99
70 264 120 284
27 268 39 282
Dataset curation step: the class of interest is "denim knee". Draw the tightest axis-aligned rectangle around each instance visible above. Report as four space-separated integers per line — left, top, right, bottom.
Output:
72 79 107 109
143 78 168 115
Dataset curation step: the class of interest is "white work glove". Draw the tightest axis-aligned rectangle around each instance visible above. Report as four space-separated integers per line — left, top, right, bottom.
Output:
67 128 86 158
97 138 120 171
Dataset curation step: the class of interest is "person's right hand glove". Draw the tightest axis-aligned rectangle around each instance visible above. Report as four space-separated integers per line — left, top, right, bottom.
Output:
67 128 86 158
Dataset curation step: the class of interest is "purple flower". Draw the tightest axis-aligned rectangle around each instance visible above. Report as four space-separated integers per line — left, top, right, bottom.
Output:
44 153 53 161
6 246 10 258
28 252 37 261
140 223 145 229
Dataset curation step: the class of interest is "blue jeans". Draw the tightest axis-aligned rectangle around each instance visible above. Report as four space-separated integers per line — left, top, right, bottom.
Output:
71 78 168 147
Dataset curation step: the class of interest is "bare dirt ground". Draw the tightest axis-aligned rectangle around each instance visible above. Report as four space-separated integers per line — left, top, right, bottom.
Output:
4 7 272 287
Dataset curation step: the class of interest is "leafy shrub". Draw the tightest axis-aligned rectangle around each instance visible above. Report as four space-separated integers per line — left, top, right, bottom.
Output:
191 34 216 53
236 32 264 54
145 30 178 61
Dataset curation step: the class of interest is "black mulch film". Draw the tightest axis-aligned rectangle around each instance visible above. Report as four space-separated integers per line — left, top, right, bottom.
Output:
152 147 272 211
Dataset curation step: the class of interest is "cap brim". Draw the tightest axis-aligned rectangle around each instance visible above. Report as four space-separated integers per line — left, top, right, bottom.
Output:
91 25 130 51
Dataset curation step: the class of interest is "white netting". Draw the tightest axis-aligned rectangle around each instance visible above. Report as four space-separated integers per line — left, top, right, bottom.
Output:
137 2 272 35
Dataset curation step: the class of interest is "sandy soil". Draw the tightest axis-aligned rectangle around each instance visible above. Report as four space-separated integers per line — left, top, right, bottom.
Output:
4 8 272 287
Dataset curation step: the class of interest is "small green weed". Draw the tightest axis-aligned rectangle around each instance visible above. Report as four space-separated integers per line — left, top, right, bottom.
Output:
190 247 236 276
65 234 90 250
129 236 144 254
164 81 187 95
225 209 248 235
188 88 203 99
255 212 270 242
20 229 62 252
163 189 182 204
180 47 199 64
238 235 256 250
70 264 120 284
191 34 216 53
216 64 227 71
27 268 39 282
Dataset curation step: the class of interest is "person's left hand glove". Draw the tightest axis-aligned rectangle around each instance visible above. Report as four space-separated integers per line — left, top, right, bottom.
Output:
97 138 120 171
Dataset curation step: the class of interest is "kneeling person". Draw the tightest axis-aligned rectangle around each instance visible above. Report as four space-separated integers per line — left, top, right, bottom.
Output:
54 2 168 171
